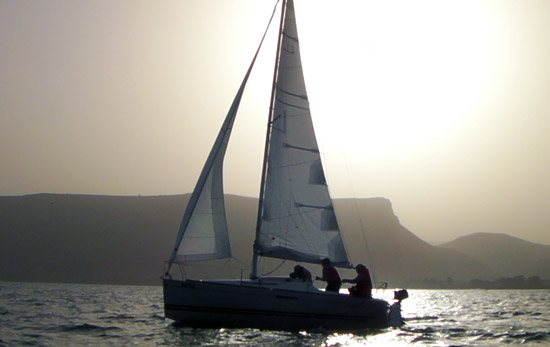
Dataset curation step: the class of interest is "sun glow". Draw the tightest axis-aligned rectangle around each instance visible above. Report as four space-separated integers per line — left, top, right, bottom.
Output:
217 0 501 198
294 0 496 159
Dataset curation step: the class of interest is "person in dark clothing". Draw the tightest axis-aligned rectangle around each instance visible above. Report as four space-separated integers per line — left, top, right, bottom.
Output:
343 263 373 298
289 265 312 283
315 258 342 293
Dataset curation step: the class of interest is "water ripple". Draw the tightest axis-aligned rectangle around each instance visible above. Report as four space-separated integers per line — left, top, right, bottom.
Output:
1 283 549 346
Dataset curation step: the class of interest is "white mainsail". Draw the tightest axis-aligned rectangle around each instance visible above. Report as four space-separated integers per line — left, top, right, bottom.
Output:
255 0 352 268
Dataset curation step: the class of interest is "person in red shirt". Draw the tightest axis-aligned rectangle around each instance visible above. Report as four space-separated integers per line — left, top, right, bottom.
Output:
343 263 373 298
315 258 342 293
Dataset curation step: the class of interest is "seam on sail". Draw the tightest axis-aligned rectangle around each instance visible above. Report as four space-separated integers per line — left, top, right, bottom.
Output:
294 203 333 210
283 143 319 153
282 32 299 43
275 97 309 110
277 86 308 100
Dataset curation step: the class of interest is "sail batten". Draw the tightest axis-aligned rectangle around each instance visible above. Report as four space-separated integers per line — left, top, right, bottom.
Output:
277 86 308 100
275 98 310 110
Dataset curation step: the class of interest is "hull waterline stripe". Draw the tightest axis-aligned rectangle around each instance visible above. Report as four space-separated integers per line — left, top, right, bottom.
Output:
165 303 381 322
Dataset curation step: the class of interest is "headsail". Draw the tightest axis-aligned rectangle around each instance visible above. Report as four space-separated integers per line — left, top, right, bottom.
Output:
167 85 239 264
254 0 352 268
167 2 281 268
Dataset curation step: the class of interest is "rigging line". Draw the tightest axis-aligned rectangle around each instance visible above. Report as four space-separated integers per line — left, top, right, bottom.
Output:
229 256 250 274
251 0 287 280
317 151 352 267
340 153 379 287
260 260 287 277
225 258 236 279
226 257 251 280
230 256 249 267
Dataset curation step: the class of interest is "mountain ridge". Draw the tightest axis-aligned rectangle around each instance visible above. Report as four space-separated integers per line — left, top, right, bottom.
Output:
0 194 548 286
439 232 550 279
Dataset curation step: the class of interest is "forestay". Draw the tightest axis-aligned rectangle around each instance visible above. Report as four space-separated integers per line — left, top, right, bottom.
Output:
166 3 280 266
255 0 352 268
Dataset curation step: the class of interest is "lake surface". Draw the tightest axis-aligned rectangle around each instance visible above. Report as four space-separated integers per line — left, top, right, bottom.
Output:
1 282 549 346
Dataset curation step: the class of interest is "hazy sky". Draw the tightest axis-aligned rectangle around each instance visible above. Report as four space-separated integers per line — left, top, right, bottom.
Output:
1 0 548 245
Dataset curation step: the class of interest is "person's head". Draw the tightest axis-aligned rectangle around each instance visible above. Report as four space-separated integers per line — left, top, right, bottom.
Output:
355 264 367 273
321 258 331 266
294 265 302 272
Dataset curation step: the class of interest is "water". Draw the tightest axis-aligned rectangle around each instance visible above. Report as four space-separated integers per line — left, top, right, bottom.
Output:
1 282 549 346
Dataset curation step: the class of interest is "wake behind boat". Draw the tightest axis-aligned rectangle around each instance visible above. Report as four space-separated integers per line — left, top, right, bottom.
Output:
163 0 396 331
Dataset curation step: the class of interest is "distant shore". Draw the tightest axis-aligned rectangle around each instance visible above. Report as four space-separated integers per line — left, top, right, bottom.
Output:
404 275 550 289
3 275 550 290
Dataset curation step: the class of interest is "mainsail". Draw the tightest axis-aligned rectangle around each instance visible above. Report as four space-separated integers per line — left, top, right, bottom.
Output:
254 0 352 268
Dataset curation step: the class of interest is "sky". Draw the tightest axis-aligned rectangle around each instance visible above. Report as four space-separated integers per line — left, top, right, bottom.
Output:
1 0 548 245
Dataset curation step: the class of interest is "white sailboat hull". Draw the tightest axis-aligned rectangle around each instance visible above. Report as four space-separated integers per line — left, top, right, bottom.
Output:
163 277 389 331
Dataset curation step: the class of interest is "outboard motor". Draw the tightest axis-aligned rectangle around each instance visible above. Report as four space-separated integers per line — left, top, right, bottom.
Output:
388 289 408 327
394 289 409 301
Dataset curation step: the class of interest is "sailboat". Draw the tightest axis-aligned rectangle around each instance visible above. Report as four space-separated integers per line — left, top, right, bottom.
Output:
163 0 390 331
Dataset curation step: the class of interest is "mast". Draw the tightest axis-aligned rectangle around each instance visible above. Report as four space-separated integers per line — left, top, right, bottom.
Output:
251 0 287 279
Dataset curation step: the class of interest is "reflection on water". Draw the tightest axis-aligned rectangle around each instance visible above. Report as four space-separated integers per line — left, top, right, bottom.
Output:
1 283 549 346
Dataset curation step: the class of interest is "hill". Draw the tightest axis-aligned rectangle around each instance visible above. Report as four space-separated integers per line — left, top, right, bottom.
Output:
0 194 183 284
439 232 550 279
335 199 491 286
0 194 547 287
